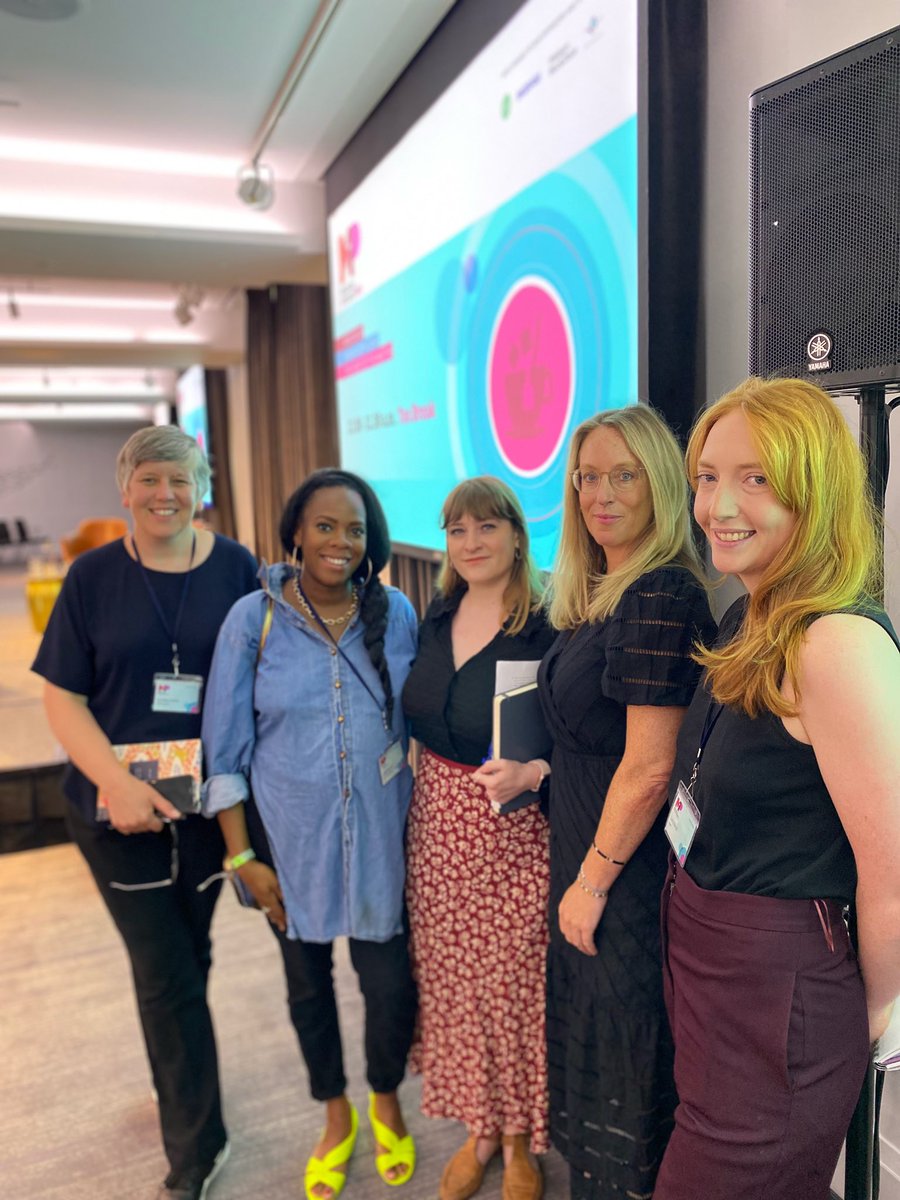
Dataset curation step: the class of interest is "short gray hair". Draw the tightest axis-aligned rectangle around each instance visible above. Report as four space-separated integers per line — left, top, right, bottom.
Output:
116 425 211 497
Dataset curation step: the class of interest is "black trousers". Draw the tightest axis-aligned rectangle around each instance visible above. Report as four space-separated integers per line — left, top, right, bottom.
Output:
67 805 228 1179
272 924 417 1102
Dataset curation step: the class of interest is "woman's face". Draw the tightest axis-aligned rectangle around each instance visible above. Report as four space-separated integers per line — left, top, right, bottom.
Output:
122 459 199 543
293 485 367 590
576 425 653 572
693 408 798 593
445 510 519 590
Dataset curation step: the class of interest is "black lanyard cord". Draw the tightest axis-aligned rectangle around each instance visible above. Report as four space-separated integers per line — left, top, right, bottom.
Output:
687 697 724 793
295 576 390 733
132 532 196 676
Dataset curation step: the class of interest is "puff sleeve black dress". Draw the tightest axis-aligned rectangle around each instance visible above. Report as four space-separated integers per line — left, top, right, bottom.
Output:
537 565 716 1200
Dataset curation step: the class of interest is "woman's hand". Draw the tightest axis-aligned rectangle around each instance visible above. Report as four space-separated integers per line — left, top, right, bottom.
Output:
558 881 606 957
103 773 182 834
869 1000 895 1047
472 758 542 807
238 861 286 932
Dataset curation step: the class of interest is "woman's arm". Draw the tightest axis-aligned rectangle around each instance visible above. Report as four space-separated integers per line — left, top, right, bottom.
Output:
217 802 286 932
558 704 686 956
43 682 181 833
472 757 548 805
794 614 900 1041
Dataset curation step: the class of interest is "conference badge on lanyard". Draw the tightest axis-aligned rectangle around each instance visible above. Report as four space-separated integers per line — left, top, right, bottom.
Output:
378 739 405 786
664 701 722 866
152 672 204 714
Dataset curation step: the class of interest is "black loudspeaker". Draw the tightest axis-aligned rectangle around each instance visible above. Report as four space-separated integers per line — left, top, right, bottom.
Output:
749 27 900 388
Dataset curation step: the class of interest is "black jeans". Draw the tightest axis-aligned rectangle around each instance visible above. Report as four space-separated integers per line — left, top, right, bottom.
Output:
67 805 228 1178
272 924 417 1102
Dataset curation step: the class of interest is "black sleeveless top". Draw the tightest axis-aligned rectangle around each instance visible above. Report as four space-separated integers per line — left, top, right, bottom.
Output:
671 597 899 903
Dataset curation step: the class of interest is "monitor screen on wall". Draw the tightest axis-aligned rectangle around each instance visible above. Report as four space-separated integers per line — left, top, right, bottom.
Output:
327 0 638 567
175 365 213 507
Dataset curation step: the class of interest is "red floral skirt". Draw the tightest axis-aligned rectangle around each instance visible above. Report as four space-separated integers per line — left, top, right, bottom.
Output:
406 749 551 1153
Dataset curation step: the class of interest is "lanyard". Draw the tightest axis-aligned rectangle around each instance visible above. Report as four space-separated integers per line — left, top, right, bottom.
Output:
685 697 724 794
132 532 196 676
295 577 390 733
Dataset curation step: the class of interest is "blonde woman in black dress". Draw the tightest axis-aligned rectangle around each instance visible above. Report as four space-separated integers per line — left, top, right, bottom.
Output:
537 406 714 1199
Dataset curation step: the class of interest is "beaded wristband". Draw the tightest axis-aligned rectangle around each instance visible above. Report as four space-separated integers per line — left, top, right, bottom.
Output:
591 840 626 866
226 848 256 871
577 867 609 899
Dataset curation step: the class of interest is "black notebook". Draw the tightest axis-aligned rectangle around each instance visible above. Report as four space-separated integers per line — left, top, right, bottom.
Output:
490 682 552 815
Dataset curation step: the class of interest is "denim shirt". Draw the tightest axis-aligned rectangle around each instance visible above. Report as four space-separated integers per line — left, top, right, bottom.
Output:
202 563 418 943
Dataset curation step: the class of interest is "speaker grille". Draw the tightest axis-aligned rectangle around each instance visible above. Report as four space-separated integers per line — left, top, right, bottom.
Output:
749 32 900 386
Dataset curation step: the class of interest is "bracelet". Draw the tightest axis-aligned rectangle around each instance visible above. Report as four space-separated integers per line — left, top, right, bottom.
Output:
529 761 543 792
591 839 626 866
577 867 609 899
225 848 256 871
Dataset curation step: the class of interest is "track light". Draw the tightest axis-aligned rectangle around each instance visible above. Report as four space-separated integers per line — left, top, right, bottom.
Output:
237 161 275 211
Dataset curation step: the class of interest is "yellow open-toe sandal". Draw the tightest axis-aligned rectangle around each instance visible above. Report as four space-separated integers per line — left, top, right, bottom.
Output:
368 1092 416 1186
304 1104 359 1200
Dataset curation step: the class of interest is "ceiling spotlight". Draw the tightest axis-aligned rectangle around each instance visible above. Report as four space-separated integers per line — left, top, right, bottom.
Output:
7 291 20 319
237 161 275 211
173 285 204 327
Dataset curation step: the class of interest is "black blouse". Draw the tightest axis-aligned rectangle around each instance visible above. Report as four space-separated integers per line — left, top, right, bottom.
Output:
672 597 900 903
403 590 556 766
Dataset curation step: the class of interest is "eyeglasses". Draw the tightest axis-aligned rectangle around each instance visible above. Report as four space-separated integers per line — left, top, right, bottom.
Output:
571 467 645 494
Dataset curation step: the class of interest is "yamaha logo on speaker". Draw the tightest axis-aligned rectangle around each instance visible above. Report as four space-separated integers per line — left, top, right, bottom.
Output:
805 330 833 373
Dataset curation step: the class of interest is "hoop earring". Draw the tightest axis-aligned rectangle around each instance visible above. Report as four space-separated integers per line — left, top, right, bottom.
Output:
514 546 521 561
289 545 300 572
356 556 374 587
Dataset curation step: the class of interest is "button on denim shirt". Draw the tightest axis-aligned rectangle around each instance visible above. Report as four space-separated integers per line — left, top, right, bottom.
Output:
202 564 418 943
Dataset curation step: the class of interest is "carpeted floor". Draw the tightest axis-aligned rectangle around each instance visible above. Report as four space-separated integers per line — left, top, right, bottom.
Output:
0 842 568 1199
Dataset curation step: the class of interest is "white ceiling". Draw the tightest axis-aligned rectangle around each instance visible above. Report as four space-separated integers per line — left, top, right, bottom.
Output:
0 0 455 386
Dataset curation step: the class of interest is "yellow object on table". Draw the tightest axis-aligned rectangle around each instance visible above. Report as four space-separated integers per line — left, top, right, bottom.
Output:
26 577 63 634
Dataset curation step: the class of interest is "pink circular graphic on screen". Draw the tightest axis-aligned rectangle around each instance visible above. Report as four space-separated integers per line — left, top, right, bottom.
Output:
486 276 575 477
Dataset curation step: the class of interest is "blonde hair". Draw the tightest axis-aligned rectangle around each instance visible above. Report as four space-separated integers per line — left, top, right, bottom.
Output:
437 476 544 636
548 405 706 629
687 377 881 717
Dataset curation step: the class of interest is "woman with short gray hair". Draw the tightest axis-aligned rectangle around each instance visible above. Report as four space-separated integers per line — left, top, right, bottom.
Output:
33 423 258 1200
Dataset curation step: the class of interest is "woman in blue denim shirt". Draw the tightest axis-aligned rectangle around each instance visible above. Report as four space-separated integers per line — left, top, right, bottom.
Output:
202 470 419 1200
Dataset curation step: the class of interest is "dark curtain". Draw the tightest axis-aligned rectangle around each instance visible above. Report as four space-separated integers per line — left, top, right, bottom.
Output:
246 285 339 563
204 368 237 539
643 0 708 442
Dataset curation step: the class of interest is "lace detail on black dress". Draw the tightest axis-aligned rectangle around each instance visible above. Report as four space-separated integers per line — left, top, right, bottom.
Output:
537 565 717 1198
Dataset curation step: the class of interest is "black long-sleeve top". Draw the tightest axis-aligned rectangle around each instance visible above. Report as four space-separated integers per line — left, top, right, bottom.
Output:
402 589 556 766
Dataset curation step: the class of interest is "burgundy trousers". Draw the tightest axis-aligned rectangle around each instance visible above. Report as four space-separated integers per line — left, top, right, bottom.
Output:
654 861 869 1200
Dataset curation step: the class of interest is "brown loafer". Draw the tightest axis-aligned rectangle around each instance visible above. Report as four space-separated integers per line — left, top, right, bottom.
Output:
439 1137 497 1200
501 1135 543 1200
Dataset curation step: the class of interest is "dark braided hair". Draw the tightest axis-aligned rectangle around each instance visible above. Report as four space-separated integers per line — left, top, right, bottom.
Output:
279 469 395 726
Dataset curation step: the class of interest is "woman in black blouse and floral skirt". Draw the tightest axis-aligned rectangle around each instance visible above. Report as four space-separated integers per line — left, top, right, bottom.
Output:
538 406 714 1200
402 477 555 1200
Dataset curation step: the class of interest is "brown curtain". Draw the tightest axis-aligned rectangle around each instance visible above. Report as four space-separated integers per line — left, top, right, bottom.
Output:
246 285 339 562
389 546 442 620
204 368 237 539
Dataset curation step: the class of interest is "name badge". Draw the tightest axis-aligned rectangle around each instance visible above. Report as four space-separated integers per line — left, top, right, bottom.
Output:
152 673 204 714
665 781 701 866
378 739 406 786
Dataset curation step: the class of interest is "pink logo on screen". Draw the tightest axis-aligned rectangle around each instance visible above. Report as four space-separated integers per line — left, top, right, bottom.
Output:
486 277 575 477
338 223 361 283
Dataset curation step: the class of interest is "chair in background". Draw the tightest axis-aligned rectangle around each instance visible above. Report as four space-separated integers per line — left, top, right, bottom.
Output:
59 517 128 563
